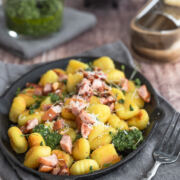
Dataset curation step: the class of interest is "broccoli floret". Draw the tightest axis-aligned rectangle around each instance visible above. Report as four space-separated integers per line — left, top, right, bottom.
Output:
112 129 143 152
33 124 62 150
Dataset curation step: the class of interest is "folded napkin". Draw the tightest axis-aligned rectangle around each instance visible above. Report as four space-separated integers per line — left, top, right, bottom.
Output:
0 7 96 59
0 41 179 180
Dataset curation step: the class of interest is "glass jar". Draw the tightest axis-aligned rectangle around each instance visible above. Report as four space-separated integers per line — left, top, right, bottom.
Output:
3 0 64 38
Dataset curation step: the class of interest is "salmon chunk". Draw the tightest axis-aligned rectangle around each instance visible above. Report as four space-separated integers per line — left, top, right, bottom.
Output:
78 79 92 96
92 79 104 91
76 110 95 131
42 105 61 121
51 166 61 175
78 110 96 124
53 119 64 131
39 154 58 167
60 135 72 154
38 164 53 172
81 123 92 138
59 166 70 175
26 118 38 131
43 83 52 95
121 78 129 92
70 98 87 116
138 85 151 103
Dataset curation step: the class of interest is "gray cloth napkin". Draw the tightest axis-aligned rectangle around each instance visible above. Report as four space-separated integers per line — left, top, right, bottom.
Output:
0 7 96 59
0 41 179 180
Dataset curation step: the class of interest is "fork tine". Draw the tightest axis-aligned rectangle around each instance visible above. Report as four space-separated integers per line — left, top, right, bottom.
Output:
171 129 180 155
158 112 178 151
165 113 180 153
168 114 180 155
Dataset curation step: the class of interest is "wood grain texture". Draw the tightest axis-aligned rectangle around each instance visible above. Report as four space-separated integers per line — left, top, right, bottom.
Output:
0 0 180 111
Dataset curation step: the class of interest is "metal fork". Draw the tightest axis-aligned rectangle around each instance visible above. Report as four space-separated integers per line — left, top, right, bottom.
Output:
143 112 180 180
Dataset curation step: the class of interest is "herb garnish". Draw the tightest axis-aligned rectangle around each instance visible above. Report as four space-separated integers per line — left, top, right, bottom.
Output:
103 163 112 168
89 166 93 173
33 124 62 149
118 99 125 104
29 109 35 115
112 129 143 152
129 105 134 111
107 82 121 89
29 100 41 114
49 93 60 103
40 141 43 146
32 95 46 100
20 134 30 137
85 67 93 72
62 79 67 85
121 65 125 71
16 87 21 96
134 78 141 87
75 133 82 141
122 90 126 95
129 70 137 80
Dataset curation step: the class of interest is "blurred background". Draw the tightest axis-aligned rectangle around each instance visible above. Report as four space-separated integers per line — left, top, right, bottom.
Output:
0 0 180 111
0 0 144 64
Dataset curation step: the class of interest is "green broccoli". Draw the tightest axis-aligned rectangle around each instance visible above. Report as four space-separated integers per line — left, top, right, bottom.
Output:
33 124 62 150
112 129 143 152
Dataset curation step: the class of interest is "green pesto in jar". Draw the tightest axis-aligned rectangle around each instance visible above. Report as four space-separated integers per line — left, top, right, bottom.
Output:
5 0 64 37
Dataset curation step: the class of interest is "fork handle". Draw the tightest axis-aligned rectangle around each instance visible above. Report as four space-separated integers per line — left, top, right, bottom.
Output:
142 161 161 180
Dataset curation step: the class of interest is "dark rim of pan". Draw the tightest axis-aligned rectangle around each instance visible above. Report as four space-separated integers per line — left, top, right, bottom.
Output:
0 56 162 179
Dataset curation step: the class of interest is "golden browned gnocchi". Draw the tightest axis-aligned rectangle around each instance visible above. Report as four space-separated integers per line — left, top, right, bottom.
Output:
39 70 59 86
128 109 149 130
91 144 121 168
93 56 115 70
67 73 83 92
8 57 151 176
72 138 90 160
105 69 125 83
8 126 28 153
18 110 44 126
115 98 139 120
88 124 116 150
87 104 111 123
107 114 128 130
28 133 46 147
67 60 88 74
9 96 26 123
70 159 99 175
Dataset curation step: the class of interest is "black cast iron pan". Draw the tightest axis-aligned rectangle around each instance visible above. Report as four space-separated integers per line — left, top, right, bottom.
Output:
0 56 164 179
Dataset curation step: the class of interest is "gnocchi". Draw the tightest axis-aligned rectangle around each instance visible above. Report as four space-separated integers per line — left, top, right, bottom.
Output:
87 104 111 123
93 56 115 71
107 114 128 130
39 70 59 86
128 109 149 130
9 96 26 123
91 144 121 168
28 133 46 147
70 159 99 175
8 126 28 153
72 138 90 160
67 60 88 74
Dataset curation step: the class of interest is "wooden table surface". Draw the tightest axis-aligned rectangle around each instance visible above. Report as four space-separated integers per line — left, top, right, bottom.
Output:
0 0 180 111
